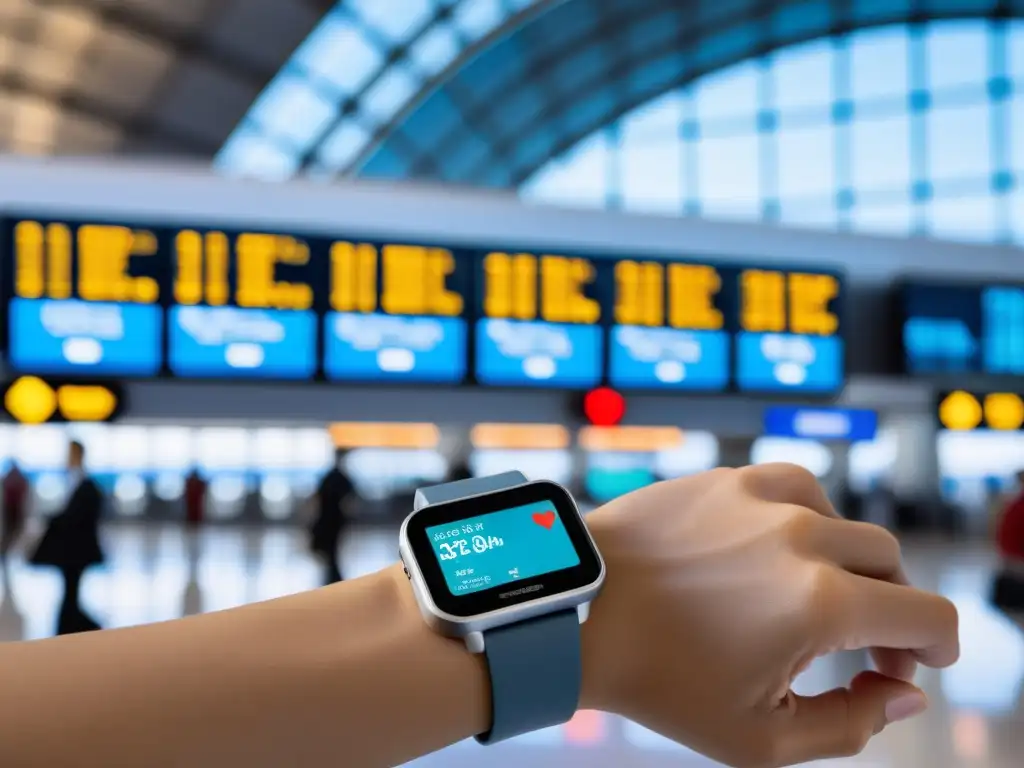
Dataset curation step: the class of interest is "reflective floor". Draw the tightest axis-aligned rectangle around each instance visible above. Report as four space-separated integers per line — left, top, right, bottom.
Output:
0 525 1021 768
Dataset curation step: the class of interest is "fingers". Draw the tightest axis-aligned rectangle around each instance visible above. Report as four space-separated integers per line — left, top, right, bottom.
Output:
834 572 960 669
773 671 927 765
807 518 907 583
740 463 840 519
801 519 921 681
870 647 919 682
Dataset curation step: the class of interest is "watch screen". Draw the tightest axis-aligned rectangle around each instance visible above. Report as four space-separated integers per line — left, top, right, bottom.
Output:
405 480 603 618
426 501 581 596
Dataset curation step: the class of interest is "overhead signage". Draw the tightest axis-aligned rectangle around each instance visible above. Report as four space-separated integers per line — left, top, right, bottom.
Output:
901 282 1024 376
1 376 124 424
937 390 1024 431
1 216 846 394
763 406 878 442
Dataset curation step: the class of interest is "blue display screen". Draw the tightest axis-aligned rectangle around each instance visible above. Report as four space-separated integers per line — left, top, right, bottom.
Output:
475 319 602 388
610 327 729 389
168 306 316 379
763 405 878 442
902 283 1024 376
426 501 581 596
324 312 466 382
9 298 162 376
736 333 844 393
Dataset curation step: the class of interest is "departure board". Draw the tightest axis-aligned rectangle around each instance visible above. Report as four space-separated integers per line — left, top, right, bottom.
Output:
5 219 164 376
0 215 846 393
324 240 469 383
609 261 843 393
902 282 1024 376
474 251 605 388
168 228 317 379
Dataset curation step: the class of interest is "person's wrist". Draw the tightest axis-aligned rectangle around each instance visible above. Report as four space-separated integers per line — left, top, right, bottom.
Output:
578 509 627 714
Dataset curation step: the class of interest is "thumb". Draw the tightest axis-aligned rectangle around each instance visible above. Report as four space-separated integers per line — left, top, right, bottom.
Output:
773 671 928 765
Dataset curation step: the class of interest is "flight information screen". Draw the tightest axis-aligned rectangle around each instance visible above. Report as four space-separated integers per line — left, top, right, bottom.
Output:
5 219 165 376
609 260 843 394
901 282 1024 376
474 251 605 389
325 240 470 384
0 215 846 393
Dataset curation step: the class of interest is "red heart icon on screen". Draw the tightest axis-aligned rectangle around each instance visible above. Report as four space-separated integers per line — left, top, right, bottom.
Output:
532 510 556 530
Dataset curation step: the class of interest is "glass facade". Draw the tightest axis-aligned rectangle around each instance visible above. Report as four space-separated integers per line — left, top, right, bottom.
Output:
215 0 542 180
217 5 1024 247
524 20 1024 245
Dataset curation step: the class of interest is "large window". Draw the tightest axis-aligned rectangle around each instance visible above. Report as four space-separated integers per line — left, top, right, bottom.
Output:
523 20 1024 246
215 0 542 180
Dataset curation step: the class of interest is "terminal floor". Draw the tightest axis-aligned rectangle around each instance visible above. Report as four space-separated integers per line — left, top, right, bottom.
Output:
0 524 1021 768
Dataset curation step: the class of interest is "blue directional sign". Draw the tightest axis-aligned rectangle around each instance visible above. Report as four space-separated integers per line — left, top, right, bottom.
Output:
168 306 316 379
475 319 602 388
763 406 878 442
324 312 466 383
736 333 844 393
609 327 729 390
9 298 162 376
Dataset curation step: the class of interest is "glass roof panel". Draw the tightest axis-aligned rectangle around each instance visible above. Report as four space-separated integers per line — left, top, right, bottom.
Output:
291 11 385 95
248 76 337 147
407 22 461 76
349 0 437 43
452 0 506 37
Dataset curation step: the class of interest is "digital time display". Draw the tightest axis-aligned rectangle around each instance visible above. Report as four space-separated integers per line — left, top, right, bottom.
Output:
425 500 581 596
475 251 604 388
902 282 1024 376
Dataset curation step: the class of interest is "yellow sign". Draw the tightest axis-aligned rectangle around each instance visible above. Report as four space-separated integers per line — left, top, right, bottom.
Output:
614 261 723 330
483 252 600 324
329 242 463 317
14 220 159 303
2 377 121 424
57 385 119 422
4 376 57 425
938 390 1024 431
983 393 1024 431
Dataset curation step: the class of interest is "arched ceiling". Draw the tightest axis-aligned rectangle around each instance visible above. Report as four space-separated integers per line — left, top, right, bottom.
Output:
0 0 330 157
354 0 1024 187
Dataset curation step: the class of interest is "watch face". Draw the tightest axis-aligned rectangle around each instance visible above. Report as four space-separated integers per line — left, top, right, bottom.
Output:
405 480 603 618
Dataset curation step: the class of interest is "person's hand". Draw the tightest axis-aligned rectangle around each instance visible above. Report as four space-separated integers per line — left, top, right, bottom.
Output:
580 463 959 768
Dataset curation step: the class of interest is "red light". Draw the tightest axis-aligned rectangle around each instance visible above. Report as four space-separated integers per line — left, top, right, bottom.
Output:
583 387 625 427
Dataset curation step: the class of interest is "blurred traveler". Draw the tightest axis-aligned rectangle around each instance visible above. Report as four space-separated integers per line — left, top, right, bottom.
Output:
309 448 355 585
29 441 104 635
0 462 29 566
992 470 1024 611
184 469 207 528
447 460 473 483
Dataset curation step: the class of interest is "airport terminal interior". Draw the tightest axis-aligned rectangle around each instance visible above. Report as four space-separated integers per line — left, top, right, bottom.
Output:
1 1 1024 766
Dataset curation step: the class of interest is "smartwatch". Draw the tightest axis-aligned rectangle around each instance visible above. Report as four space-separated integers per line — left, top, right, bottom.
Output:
399 472 605 745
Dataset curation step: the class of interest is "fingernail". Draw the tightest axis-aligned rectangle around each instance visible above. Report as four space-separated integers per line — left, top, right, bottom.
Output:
885 693 928 724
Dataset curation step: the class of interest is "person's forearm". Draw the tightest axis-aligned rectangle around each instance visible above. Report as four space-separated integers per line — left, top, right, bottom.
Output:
0 566 490 767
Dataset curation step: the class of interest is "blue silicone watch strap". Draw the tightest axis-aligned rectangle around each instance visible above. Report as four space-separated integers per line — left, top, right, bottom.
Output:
476 607 581 744
414 472 582 745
